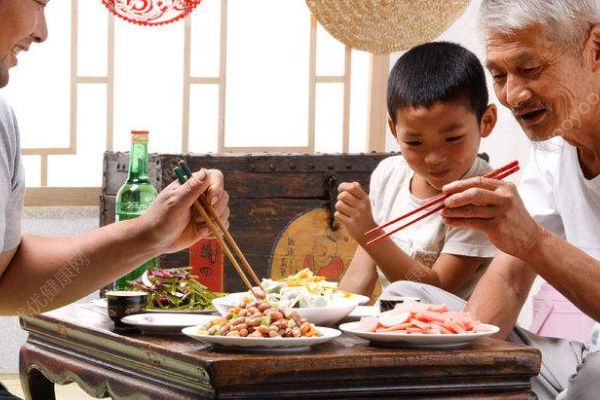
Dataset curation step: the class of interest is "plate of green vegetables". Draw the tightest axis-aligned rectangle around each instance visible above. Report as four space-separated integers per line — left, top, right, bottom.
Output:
126 267 226 314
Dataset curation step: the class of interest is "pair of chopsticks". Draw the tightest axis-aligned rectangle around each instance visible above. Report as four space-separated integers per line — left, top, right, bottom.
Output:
365 160 520 246
173 161 263 292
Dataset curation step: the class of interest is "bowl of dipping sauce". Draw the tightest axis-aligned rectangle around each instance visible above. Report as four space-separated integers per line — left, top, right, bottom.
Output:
105 290 147 328
379 296 421 312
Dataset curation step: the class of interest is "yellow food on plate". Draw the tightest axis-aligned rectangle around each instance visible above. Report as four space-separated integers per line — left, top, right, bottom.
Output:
270 268 355 298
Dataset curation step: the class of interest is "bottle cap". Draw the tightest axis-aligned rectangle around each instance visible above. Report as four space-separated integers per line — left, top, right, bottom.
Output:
131 130 149 144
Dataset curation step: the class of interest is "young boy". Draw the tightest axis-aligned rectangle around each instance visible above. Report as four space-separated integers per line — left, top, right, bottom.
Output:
336 42 498 300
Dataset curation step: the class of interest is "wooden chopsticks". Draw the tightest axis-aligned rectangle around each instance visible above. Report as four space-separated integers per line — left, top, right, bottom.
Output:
364 160 520 246
174 161 262 292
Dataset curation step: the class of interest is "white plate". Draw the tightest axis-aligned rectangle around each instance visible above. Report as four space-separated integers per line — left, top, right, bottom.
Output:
355 294 370 305
91 297 217 315
91 298 108 309
211 293 245 315
212 293 357 326
121 313 218 335
339 322 500 349
347 305 379 319
143 308 217 315
182 325 341 351
293 304 357 326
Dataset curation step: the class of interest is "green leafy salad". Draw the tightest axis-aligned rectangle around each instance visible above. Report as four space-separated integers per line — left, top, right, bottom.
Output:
128 267 226 311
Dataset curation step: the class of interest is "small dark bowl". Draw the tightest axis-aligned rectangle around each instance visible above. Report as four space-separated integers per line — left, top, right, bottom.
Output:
106 291 148 328
379 296 421 313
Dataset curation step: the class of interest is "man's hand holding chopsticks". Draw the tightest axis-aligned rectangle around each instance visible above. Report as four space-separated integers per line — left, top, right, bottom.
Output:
441 177 544 259
335 182 377 245
140 168 230 255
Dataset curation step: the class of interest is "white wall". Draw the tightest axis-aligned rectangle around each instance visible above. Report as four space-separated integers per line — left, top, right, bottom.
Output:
385 0 542 328
0 207 99 373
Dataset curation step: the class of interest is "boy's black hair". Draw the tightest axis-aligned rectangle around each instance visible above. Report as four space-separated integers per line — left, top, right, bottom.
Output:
387 42 489 124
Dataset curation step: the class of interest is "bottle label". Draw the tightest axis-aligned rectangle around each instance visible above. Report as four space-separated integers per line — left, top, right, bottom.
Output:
131 132 149 144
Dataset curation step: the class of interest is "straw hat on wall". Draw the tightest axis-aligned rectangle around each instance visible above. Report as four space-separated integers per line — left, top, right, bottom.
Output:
305 0 471 53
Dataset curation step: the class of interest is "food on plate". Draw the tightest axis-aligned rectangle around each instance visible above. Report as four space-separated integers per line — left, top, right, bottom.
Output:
127 267 225 311
199 289 321 338
259 268 360 308
269 268 350 296
358 300 493 334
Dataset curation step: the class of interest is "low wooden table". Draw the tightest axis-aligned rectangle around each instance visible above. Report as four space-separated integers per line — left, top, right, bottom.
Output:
19 304 540 399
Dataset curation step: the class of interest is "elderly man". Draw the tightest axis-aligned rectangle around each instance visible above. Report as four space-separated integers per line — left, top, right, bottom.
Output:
382 1 600 399
0 1 229 398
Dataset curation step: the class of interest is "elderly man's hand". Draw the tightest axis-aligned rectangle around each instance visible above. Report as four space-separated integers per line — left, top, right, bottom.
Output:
139 169 230 254
440 176 544 259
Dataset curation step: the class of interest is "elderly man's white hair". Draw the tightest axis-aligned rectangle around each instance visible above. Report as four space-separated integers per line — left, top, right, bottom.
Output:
480 0 600 49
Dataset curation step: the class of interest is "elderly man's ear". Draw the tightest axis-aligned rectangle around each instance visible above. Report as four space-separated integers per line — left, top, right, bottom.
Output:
588 24 600 71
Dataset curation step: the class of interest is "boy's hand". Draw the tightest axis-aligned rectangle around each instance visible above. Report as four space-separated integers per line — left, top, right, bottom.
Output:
334 182 377 245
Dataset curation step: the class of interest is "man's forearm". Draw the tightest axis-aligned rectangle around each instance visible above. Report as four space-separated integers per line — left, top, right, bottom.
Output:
521 229 600 322
0 219 159 315
466 252 536 339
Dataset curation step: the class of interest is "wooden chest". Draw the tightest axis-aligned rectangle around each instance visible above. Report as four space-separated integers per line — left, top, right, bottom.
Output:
100 152 390 292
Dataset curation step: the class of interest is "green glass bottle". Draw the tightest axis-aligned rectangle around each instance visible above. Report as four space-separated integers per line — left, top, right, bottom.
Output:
114 130 158 290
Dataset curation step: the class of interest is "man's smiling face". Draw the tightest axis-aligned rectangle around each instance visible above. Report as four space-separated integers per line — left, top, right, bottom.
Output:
486 25 598 142
0 0 49 88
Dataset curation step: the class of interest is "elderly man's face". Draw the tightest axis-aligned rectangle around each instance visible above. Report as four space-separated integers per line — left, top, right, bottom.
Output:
486 25 598 142
0 0 49 88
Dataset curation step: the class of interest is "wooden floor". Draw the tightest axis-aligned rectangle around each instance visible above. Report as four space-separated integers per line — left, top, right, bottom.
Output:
0 374 96 399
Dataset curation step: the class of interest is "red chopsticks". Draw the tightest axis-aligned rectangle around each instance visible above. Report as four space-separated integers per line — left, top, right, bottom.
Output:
365 160 520 246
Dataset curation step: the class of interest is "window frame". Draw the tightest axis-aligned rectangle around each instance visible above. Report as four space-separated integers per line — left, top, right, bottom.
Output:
23 0 388 207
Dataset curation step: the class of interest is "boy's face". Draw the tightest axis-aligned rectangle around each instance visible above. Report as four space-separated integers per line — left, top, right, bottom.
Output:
0 0 48 88
389 102 494 190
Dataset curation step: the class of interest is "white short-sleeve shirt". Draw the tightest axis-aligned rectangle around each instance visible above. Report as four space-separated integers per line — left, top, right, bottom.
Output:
369 156 497 299
519 137 600 348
